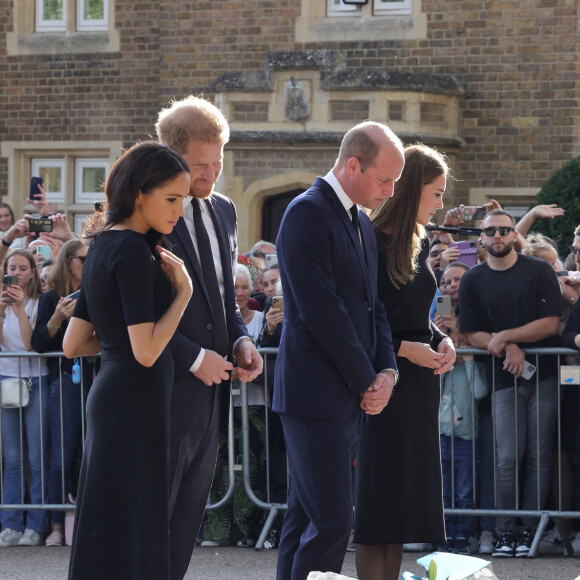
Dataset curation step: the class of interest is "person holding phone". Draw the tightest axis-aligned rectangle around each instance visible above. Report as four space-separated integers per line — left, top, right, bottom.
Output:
31 239 91 547
0 250 49 548
459 210 562 558
354 144 456 580
63 142 193 579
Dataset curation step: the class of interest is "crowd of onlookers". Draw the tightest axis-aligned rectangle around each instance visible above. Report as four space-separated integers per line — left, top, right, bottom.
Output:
0 188 96 549
3 191 580 560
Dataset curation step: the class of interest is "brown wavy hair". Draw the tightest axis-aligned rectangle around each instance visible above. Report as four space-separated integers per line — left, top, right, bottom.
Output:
3 250 42 299
45 239 86 297
371 144 450 289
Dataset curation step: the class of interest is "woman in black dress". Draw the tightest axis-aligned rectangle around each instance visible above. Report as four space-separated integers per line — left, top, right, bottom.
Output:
63 141 193 579
354 144 456 580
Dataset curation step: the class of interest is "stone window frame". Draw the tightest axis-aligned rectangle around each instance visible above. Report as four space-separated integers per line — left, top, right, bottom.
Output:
297 0 425 41
374 0 412 16
0 141 122 229
327 0 411 17
7 0 119 56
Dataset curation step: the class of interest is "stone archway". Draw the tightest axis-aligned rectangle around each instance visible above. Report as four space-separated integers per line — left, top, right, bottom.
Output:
236 170 317 252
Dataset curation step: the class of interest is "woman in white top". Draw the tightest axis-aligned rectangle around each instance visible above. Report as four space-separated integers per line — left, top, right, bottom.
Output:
235 263 264 343
0 250 49 547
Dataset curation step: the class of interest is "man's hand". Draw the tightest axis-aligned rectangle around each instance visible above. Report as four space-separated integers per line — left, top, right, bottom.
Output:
360 371 395 415
503 343 525 377
487 331 508 357
192 349 234 386
234 338 263 383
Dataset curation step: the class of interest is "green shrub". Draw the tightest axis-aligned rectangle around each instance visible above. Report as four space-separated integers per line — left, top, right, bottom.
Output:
529 156 580 257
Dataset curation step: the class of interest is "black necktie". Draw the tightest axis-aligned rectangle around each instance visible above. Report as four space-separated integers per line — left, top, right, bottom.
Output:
192 199 229 356
350 205 363 249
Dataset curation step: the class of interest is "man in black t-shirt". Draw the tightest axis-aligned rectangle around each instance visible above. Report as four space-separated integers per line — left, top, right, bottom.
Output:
459 209 561 559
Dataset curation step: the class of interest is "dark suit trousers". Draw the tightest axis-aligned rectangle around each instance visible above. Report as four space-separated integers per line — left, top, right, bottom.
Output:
169 380 220 580
277 413 359 580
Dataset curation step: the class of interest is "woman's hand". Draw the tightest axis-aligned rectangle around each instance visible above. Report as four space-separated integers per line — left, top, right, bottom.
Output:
4 283 25 313
398 340 445 370
435 337 456 375
265 306 284 334
54 297 77 324
157 246 193 297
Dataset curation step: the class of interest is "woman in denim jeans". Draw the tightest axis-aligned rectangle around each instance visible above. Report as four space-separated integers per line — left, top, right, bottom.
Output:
32 238 92 547
0 249 49 548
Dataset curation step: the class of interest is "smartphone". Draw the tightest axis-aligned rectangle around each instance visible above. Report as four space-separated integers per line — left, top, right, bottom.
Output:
436 294 452 318
265 253 278 268
36 245 51 261
2 275 18 304
29 176 43 201
271 295 284 312
449 240 478 267
557 271 569 277
459 205 486 222
65 290 80 301
521 361 537 380
26 217 52 233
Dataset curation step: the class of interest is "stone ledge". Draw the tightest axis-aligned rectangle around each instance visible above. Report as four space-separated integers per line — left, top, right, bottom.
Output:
210 50 463 97
229 131 465 149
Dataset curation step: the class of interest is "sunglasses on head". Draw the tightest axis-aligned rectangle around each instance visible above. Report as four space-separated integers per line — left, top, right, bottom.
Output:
481 226 514 237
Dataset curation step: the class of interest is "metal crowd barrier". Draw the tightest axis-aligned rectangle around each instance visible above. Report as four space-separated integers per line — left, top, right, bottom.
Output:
3 347 580 558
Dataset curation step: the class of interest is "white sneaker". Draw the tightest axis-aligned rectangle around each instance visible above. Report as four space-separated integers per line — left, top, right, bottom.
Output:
565 531 580 556
479 530 495 554
0 528 23 547
18 529 43 546
538 527 568 554
45 529 63 547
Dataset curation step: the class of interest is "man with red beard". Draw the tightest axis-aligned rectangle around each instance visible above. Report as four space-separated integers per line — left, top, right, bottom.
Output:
156 96 263 580
459 209 561 559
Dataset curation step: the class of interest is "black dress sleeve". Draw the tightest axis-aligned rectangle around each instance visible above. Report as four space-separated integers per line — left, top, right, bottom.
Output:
113 237 158 327
32 290 63 352
73 286 91 323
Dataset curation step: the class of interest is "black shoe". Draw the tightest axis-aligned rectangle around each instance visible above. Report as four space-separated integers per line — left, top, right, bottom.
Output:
492 531 516 557
437 537 454 552
515 529 533 558
453 536 470 555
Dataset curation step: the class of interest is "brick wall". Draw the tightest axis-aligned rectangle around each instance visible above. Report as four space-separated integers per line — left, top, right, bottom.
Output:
0 0 578 205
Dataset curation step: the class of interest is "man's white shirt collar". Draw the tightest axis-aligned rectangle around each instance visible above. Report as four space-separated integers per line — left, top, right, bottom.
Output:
323 170 354 213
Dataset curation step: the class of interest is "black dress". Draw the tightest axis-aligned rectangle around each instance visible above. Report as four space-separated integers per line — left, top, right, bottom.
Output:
68 230 174 580
354 233 446 545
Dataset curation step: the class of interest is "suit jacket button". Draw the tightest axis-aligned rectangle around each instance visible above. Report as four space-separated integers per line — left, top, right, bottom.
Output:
207 323 213 330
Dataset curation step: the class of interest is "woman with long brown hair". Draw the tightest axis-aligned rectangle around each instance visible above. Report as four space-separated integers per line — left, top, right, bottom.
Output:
32 238 91 546
354 144 456 580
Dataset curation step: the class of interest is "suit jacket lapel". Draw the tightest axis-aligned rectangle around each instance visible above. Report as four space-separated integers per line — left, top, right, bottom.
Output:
317 180 373 306
205 196 236 326
173 217 212 308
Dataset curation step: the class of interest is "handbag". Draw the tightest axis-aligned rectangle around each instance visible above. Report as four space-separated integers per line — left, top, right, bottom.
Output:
0 376 32 408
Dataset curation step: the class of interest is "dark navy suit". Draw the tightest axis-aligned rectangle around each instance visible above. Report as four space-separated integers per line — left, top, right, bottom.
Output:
166 193 247 580
273 177 397 579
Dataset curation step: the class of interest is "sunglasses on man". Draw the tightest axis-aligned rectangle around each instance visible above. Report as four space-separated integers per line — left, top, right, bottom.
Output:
481 226 515 237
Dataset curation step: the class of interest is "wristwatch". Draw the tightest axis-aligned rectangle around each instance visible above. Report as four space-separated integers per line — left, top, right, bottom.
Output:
1 238 11 247
382 368 399 386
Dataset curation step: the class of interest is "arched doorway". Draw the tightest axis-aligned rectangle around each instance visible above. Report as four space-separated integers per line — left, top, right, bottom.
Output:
261 188 305 243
